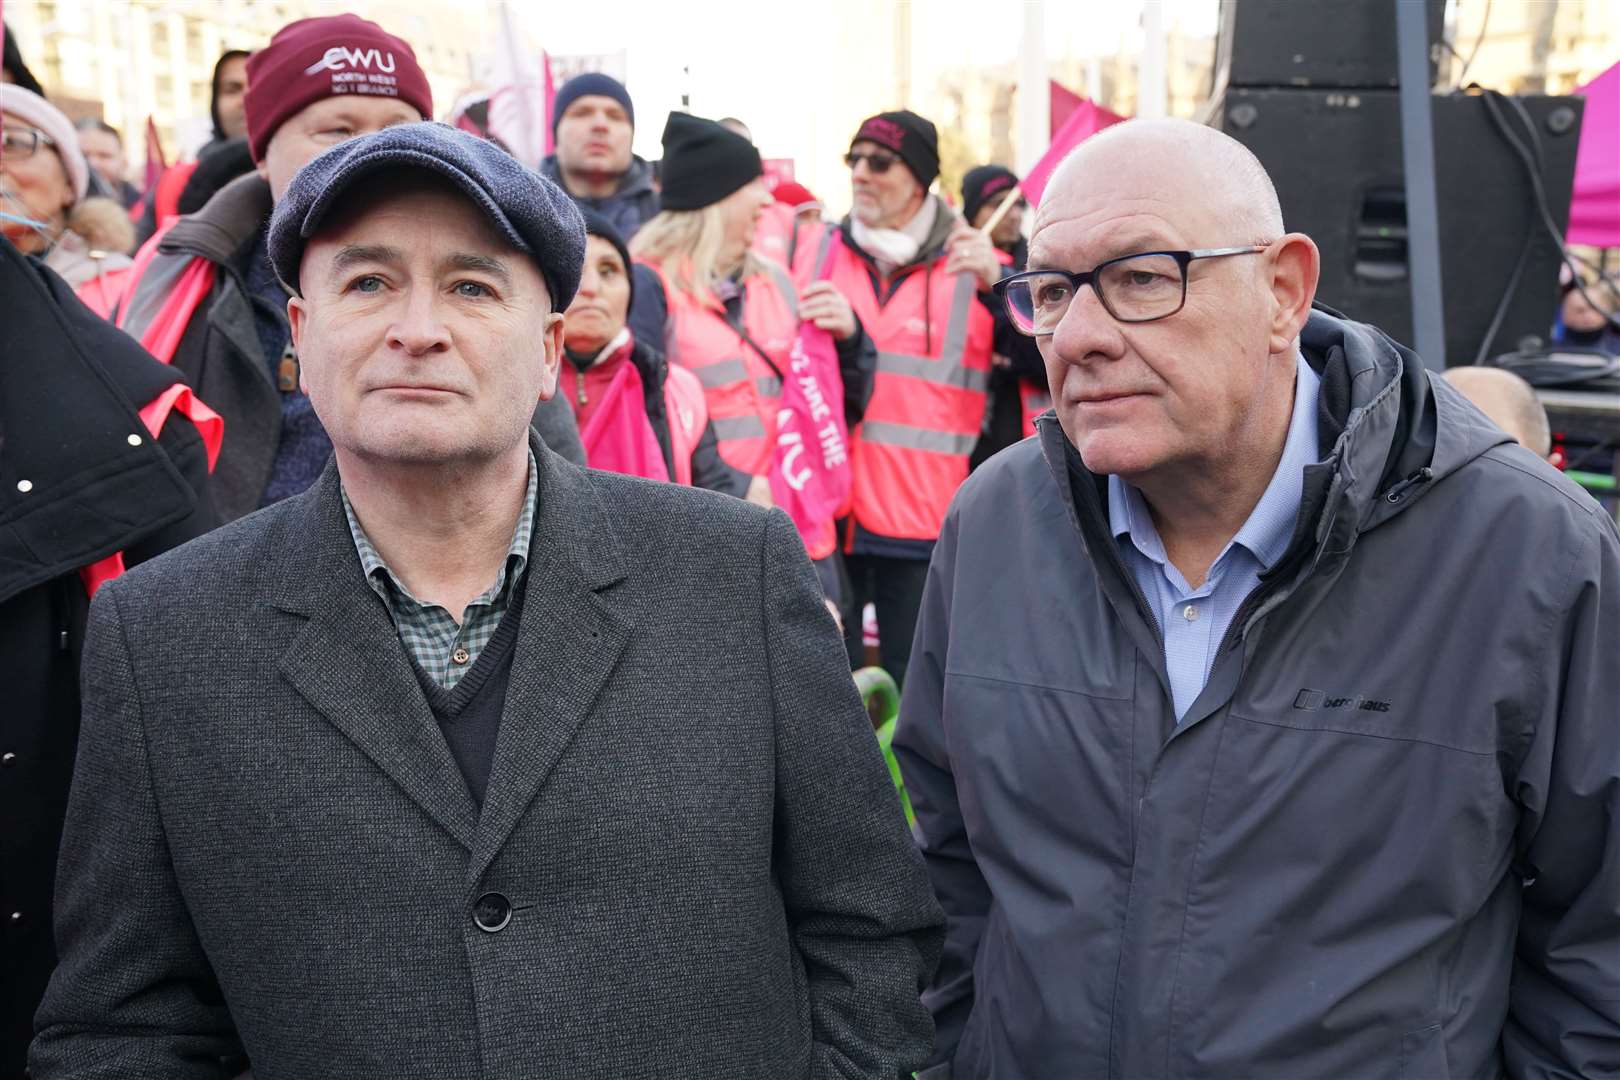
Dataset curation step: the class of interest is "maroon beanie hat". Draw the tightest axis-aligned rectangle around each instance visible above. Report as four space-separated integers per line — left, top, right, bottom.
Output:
244 14 433 162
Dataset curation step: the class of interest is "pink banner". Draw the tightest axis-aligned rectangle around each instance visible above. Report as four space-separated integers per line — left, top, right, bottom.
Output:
769 245 851 555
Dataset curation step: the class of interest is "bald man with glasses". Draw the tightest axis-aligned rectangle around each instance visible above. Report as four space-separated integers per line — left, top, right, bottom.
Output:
896 118 1620 1079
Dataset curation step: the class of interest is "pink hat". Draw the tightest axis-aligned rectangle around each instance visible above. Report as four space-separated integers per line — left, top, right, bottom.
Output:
0 85 89 200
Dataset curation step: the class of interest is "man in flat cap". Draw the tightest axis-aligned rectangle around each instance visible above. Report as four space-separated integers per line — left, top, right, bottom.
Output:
32 123 943 1079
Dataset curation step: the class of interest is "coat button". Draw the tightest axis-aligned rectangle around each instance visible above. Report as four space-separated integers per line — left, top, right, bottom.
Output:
8 911 21 923
1 752 15 767
472 892 511 933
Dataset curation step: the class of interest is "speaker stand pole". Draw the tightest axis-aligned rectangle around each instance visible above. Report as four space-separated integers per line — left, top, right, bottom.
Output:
1395 0 1446 370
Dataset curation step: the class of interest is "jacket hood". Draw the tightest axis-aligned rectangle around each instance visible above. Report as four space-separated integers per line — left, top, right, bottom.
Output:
1039 305 1513 561
43 228 133 288
540 153 657 201
1298 305 1511 541
160 171 273 266
0 239 196 604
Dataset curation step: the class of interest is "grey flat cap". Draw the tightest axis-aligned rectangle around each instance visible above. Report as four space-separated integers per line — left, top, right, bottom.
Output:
267 121 586 310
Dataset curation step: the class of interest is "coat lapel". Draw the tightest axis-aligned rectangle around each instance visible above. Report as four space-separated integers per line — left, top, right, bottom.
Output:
271 466 480 851
466 437 633 886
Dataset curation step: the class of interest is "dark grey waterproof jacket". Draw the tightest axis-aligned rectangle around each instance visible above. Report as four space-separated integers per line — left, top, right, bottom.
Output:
895 308 1620 1079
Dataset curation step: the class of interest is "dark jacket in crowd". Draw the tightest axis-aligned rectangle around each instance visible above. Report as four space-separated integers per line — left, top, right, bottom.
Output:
540 153 661 241
563 333 751 497
0 236 215 1079
897 307 1620 1078
970 235 1046 470
32 429 943 1078
122 173 581 522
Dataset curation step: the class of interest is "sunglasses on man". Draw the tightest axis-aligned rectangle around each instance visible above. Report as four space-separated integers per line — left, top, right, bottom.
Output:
845 150 900 174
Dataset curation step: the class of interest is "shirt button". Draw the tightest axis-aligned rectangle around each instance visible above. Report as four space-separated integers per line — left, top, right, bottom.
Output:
451 646 471 665
1183 604 1200 622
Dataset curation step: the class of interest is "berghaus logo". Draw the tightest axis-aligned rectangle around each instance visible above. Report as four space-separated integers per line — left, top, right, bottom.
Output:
1293 688 1392 713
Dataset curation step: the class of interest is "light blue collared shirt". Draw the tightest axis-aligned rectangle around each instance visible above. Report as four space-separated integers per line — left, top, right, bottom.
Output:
1108 352 1321 720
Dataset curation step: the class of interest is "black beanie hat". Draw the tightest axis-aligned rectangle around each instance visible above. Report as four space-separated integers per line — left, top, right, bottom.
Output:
551 72 635 137
658 111 763 212
962 164 1021 223
578 208 635 310
851 110 940 191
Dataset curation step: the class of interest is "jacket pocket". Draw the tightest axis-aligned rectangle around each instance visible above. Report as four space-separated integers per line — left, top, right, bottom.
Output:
1399 1023 1450 1080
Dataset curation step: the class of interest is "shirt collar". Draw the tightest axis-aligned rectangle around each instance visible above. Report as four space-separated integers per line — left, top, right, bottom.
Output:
1109 350 1321 572
341 445 539 608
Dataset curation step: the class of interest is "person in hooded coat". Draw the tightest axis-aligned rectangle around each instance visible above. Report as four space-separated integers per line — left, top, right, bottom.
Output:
896 120 1620 1079
0 233 216 1079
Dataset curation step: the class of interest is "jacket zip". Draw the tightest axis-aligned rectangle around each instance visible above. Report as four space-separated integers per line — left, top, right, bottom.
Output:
1210 466 1435 665
1383 466 1434 504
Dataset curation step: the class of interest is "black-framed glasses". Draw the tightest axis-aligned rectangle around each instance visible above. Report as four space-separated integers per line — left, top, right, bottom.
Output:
0 128 55 161
845 150 900 174
994 246 1269 335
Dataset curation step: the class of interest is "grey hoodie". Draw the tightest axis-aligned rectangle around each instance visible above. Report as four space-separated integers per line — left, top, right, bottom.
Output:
896 307 1620 1078
539 153 660 241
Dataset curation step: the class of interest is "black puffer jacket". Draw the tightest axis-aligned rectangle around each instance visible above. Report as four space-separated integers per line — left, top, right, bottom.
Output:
0 236 216 1076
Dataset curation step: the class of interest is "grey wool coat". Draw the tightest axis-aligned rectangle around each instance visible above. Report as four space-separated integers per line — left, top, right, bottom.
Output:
31 432 944 1079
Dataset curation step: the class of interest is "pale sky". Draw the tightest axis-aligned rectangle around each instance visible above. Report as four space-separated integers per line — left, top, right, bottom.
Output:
511 0 1219 205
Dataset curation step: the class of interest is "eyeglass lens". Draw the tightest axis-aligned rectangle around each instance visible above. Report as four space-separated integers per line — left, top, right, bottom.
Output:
1006 254 1186 333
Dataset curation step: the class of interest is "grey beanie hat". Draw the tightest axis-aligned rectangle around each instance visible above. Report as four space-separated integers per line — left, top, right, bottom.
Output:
267 121 586 310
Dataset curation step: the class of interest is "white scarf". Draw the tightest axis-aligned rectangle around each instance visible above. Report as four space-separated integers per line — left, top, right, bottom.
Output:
851 195 939 275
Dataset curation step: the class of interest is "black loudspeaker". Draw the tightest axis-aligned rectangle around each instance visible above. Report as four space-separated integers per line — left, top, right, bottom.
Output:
1218 88 1584 366
1214 0 1445 89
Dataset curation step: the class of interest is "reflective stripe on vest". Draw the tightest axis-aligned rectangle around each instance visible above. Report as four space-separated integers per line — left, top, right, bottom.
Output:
711 414 768 440
1020 382 1053 438
693 358 749 389
859 421 978 456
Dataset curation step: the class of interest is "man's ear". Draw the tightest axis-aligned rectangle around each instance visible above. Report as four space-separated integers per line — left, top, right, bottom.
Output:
536 311 565 402
1267 232 1320 355
288 295 308 392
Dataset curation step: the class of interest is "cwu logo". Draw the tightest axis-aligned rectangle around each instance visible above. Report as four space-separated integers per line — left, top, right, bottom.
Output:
305 46 398 76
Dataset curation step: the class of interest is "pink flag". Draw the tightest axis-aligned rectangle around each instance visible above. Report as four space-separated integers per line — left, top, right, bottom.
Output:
542 51 556 158
580 362 670 482
769 238 852 556
1021 98 1127 207
1569 60 1620 248
485 4 549 167
1050 79 1084 138
142 116 168 197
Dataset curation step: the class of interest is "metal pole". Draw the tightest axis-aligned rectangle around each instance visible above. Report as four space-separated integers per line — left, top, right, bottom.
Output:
1138 2 1168 119
1015 0 1049 177
1395 0 1446 370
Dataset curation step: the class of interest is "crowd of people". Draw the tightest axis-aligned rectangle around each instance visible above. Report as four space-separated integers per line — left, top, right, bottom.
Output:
3 8 1617 1079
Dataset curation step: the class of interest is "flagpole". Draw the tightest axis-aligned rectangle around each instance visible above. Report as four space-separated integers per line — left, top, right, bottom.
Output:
979 186 1022 236
1015 0 1049 178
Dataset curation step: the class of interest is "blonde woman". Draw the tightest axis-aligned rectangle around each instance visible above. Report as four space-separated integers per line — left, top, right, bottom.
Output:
631 112 874 592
